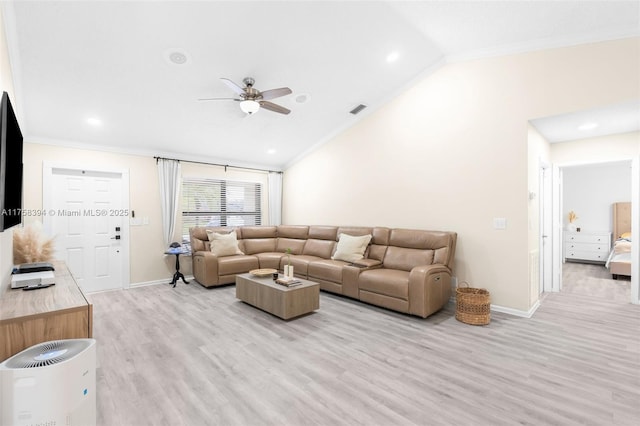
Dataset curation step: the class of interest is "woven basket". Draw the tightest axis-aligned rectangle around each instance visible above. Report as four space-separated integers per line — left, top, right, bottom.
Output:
455 282 491 325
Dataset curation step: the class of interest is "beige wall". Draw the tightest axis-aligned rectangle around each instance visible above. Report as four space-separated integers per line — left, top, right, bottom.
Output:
0 5 16 290
283 38 640 312
550 131 640 164
23 143 169 284
22 143 271 285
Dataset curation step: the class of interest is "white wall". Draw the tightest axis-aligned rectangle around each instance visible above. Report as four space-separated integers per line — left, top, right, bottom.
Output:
562 161 632 233
284 38 640 313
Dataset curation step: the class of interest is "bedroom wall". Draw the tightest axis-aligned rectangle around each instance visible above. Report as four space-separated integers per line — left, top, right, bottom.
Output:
283 38 640 313
551 131 638 236
562 161 632 234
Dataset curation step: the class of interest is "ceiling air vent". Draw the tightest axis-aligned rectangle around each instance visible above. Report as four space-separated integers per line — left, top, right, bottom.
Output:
350 104 367 115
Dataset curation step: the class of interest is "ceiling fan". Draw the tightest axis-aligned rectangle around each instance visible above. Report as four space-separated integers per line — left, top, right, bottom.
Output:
199 77 292 115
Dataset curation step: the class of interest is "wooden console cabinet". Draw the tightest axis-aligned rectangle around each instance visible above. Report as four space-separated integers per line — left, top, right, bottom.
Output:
0 261 92 362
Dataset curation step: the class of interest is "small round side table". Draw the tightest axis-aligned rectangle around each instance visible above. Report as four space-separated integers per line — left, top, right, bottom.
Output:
165 247 191 287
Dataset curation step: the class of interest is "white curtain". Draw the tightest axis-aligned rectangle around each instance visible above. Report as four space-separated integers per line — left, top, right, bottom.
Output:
157 158 181 246
268 171 283 226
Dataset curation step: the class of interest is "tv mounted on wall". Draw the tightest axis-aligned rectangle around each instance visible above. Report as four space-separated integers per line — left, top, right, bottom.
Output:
0 91 24 231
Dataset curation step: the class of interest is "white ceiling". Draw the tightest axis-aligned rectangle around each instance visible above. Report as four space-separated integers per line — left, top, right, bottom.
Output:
3 1 639 170
530 100 640 143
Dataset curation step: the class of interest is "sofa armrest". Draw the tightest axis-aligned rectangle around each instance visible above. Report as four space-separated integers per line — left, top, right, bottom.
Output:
192 251 220 287
342 262 382 298
351 259 382 268
408 264 452 318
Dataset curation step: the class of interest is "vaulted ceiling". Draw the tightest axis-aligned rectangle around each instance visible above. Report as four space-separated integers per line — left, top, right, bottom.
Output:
3 1 639 170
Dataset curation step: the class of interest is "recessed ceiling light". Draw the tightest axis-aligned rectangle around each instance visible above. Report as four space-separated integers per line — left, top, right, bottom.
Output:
294 93 310 104
578 122 598 131
267 149 276 155
86 117 102 126
386 51 400 63
163 48 191 65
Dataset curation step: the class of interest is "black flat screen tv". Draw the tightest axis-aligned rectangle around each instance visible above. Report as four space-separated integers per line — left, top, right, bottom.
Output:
0 91 24 231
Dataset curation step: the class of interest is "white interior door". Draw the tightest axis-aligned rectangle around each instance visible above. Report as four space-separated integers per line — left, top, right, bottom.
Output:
43 165 130 293
551 165 563 292
539 163 553 293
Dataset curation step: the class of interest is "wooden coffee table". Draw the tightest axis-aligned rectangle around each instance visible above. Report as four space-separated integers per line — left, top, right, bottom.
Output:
235 273 320 320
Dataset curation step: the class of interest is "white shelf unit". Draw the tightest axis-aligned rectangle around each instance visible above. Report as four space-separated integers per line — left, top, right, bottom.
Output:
563 231 611 264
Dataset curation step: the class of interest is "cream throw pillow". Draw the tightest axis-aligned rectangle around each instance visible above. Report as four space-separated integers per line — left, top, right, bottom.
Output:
332 233 372 263
206 230 244 257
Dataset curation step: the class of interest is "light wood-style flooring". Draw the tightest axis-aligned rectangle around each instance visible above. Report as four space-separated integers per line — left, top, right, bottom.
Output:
88 268 640 426
562 261 631 303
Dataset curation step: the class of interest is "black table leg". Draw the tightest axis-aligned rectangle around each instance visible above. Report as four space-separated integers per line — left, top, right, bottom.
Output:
170 253 189 287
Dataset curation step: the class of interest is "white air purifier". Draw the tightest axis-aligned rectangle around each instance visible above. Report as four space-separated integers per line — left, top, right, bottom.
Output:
0 339 96 426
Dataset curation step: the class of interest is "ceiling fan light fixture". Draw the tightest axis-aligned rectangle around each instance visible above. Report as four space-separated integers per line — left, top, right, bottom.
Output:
240 100 260 115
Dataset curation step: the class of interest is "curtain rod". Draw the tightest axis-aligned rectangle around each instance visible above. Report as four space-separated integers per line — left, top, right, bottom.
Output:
154 156 282 174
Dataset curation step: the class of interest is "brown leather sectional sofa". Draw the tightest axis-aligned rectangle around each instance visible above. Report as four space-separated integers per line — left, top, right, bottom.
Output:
189 225 457 318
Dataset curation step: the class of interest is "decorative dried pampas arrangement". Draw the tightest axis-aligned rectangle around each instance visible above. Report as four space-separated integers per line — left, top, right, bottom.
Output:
13 221 55 264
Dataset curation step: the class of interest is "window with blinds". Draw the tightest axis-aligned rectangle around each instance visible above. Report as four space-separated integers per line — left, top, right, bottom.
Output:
181 177 262 238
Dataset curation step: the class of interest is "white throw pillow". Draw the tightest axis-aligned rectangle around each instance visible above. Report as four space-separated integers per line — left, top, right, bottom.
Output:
332 233 372 263
206 230 244 257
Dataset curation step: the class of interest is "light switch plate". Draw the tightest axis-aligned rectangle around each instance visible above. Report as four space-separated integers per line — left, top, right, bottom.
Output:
493 217 507 230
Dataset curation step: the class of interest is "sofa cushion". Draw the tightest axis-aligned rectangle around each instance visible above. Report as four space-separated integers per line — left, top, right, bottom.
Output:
255 252 285 270
332 233 372 262
243 238 277 255
308 259 349 283
218 255 259 275
336 226 374 238
308 226 338 241
207 230 245 257
303 239 335 259
276 238 306 254
383 246 433 272
277 225 309 239
389 229 455 267
358 269 409 300
241 226 277 239
280 255 322 276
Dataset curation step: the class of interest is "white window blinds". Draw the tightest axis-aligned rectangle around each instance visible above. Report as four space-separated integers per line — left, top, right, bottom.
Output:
181 177 262 238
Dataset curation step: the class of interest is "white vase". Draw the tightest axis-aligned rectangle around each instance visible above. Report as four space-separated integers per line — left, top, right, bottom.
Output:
283 265 290 277
287 265 294 278
567 223 577 231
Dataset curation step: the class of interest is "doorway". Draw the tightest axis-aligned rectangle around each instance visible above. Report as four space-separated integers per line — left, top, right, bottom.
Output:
549 159 638 304
43 163 130 292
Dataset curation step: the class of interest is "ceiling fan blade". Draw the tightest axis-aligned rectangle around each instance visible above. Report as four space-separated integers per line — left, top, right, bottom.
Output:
198 97 241 101
260 87 292 101
260 101 291 115
220 78 246 95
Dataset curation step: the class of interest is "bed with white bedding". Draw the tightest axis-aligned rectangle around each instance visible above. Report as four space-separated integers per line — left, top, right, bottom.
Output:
607 202 631 279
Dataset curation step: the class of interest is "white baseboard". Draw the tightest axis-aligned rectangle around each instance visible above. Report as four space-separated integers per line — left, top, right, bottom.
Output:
490 300 540 318
449 297 541 319
130 275 195 289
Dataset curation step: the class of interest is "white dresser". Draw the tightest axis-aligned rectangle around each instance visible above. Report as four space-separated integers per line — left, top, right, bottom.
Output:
563 231 611 263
